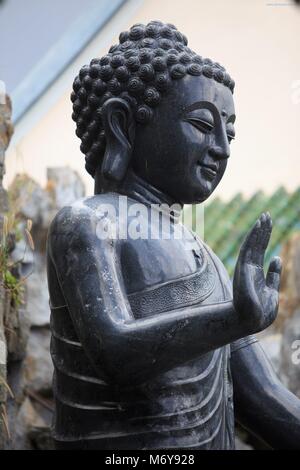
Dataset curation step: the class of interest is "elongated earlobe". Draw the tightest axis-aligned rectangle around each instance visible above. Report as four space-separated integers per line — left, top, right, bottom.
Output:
101 98 135 182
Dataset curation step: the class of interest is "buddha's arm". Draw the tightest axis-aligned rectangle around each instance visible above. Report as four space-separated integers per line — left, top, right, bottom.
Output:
231 340 300 449
47 207 253 386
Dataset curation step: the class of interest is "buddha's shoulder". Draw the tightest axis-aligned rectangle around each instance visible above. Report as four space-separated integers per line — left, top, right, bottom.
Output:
50 193 121 225
47 194 107 239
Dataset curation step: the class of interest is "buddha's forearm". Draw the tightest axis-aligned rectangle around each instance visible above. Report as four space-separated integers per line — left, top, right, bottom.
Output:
100 300 245 385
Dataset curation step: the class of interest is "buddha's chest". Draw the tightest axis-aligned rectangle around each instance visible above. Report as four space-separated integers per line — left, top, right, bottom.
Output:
118 233 230 319
119 230 213 295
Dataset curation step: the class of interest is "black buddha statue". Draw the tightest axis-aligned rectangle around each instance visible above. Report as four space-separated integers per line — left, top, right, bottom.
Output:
47 21 300 450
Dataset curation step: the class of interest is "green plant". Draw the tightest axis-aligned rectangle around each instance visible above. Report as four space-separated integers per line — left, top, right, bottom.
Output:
0 215 34 307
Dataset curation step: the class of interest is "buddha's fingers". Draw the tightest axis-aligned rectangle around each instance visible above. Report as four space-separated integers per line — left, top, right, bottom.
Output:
261 212 273 251
253 213 272 266
239 219 261 264
266 256 282 292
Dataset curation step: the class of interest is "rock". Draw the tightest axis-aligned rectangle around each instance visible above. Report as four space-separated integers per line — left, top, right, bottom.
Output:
0 94 13 213
28 426 54 450
9 168 86 326
25 396 53 430
275 233 300 331
46 167 85 209
26 253 50 327
24 328 53 395
4 361 31 449
10 229 34 270
0 285 7 407
12 397 45 450
4 303 31 363
2 166 86 447
9 168 86 241
9 174 53 230
279 308 300 398
0 94 13 152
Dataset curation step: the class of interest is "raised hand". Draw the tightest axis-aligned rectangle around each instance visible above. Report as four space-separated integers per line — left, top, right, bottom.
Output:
233 212 282 335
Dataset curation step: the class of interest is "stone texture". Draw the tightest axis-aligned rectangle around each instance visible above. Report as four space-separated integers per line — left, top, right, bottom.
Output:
275 233 300 330
0 94 12 447
47 167 85 209
0 287 7 407
24 327 53 395
9 168 85 232
267 234 300 401
28 425 54 450
0 167 85 448
10 397 46 450
4 301 31 363
280 308 300 399
0 94 13 152
9 168 86 327
0 95 13 214
9 174 53 231
26 253 50 327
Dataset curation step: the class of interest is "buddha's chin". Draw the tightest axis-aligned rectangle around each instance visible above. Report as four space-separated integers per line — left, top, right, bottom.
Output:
181 184 214 204
194 178 215 202
192 167 216 196
170 173 218 204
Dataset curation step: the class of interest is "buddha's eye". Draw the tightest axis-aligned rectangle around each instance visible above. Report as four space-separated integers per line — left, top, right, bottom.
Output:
227 134 235 144
187 117 214 134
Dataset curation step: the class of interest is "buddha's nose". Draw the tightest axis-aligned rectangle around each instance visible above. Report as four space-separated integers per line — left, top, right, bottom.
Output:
208 125 230 160
208 144 230 160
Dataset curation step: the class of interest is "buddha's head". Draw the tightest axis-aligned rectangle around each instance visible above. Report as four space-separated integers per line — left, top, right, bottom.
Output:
72 21 235 204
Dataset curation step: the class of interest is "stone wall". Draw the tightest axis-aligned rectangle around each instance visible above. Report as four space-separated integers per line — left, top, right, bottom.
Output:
278 234 300 399
0 93 13 448
7 167 85 449
0 90 86 449
0 94 25 446
0 94 34 449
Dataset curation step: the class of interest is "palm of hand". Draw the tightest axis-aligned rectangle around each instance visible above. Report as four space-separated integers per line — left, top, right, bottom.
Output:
233 213 282 334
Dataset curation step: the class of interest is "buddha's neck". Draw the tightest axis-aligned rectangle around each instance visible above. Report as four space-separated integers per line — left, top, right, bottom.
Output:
95 169 183 223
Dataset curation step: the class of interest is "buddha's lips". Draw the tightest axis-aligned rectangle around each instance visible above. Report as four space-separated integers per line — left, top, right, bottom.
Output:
198 162 218 180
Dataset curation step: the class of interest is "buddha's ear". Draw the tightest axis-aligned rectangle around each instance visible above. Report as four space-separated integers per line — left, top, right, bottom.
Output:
101 97 135 182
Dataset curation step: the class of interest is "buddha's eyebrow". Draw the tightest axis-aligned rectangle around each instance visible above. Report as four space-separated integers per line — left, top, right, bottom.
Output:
184 101 236 124
184 101 217 115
